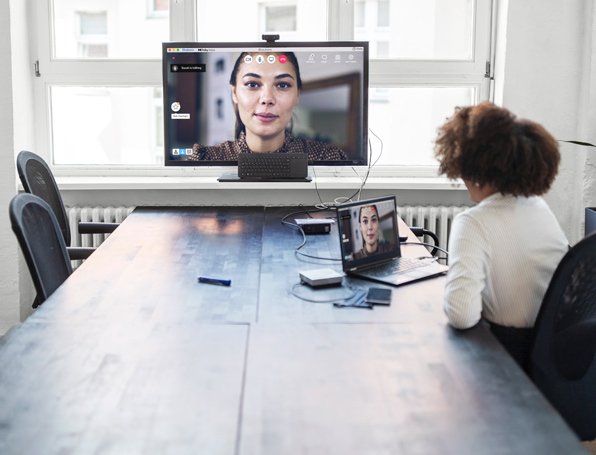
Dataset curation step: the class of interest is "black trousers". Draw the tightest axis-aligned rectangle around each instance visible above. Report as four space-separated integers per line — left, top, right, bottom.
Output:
487 321 534 372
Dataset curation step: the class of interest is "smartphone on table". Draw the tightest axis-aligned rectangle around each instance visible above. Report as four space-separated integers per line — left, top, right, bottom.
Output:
365 287 392 305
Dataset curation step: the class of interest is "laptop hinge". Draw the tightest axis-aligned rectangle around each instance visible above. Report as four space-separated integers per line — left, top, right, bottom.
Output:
349 256 400 272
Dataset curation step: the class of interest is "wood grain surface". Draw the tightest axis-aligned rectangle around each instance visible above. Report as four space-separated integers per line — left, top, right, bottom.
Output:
240 323 587 455
30 206 264 325
0 321 248 455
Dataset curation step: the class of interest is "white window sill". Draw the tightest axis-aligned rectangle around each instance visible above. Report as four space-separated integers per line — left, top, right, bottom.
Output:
52 174 465 191
49 166 466 192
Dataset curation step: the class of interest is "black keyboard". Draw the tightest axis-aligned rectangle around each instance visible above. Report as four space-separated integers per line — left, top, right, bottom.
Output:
238 153 308 179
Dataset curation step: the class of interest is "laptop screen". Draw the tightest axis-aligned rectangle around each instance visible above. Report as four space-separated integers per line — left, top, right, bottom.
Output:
336 195 401 270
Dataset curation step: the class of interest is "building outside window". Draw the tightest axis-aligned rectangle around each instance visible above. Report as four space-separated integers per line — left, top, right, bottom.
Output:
150 0 169 17
264 4 297 33
76 11 108 58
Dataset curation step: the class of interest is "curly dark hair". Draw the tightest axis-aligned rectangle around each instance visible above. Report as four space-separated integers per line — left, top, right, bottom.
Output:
434 101 560 197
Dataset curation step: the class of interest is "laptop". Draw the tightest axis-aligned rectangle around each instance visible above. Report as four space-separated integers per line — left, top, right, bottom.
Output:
336 195 448 286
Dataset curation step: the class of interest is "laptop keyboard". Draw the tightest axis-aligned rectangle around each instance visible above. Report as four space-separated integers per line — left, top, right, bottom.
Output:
364 257 429 277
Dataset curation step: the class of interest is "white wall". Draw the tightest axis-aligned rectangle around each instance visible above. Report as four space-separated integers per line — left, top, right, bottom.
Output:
496 0 593 245
12 0 37 325
0 0 20 335
0 0 594 335
581 4 596 216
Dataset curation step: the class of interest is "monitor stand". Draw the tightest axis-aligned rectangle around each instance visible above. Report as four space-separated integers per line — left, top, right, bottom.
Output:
218 173 312 183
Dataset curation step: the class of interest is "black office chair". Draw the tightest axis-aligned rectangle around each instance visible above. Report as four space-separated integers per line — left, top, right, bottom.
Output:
529 232 596 441
9 193 73 306
16 150 119 261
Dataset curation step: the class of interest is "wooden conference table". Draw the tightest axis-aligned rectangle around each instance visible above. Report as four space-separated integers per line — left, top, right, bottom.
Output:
0 206 587 454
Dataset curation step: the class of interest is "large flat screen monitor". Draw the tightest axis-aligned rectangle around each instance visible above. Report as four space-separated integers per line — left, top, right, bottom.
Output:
162 41 369 167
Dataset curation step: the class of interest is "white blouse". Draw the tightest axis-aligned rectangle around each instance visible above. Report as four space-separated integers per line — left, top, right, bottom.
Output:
444 193 569 329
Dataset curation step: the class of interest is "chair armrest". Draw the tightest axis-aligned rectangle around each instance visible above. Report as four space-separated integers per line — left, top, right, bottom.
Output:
67 246 95 261
410 227 440 256
78 222 119 235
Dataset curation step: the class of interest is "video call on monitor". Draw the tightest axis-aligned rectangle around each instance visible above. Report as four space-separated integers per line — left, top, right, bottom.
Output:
162 41 369 167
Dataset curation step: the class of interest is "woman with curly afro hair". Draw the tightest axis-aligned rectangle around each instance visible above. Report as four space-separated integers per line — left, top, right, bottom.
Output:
434 101 568 370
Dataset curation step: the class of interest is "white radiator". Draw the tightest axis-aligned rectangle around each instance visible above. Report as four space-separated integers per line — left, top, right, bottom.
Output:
65 205 468 259
397 205 469 259
66 206 136 249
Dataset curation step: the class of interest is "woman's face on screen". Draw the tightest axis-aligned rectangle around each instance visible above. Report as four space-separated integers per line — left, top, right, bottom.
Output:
359 206 379 250
232 53 300 147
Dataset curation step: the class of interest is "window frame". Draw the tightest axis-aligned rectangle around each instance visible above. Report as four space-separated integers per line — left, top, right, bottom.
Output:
32 0 494 179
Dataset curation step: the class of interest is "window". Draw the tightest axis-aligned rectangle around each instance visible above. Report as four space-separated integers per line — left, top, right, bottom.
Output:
149 0 169 18
355 1 365 28
264 4 297 33
377 1 389 27
51 87 163 165
354 0 490 166
76 12 108 58
355 0 475 60
52 1 169 59
376 41 389 58
32 0 492 172
196 1 325 42
153 88 164 153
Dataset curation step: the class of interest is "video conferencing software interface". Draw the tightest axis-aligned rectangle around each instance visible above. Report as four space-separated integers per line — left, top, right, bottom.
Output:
337 197 400 266
162 41 369 166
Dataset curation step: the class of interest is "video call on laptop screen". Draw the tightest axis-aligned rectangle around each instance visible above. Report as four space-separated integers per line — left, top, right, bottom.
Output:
337 197 400 265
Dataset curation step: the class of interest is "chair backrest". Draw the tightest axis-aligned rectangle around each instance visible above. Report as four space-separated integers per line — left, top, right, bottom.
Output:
16 151 71 247
530 232 596 440
9 193 73 305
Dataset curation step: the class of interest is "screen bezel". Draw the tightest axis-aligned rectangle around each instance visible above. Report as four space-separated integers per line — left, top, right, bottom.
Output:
162 40 369 167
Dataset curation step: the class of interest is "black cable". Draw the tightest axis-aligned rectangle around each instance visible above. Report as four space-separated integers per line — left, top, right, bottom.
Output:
291 282 372 309
291 282 355 303
283 130 389 263
281 208 342 262
346 129 381 202
311 128 383 209
369 128 384 167
311 166 328 208
400 241 449 258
